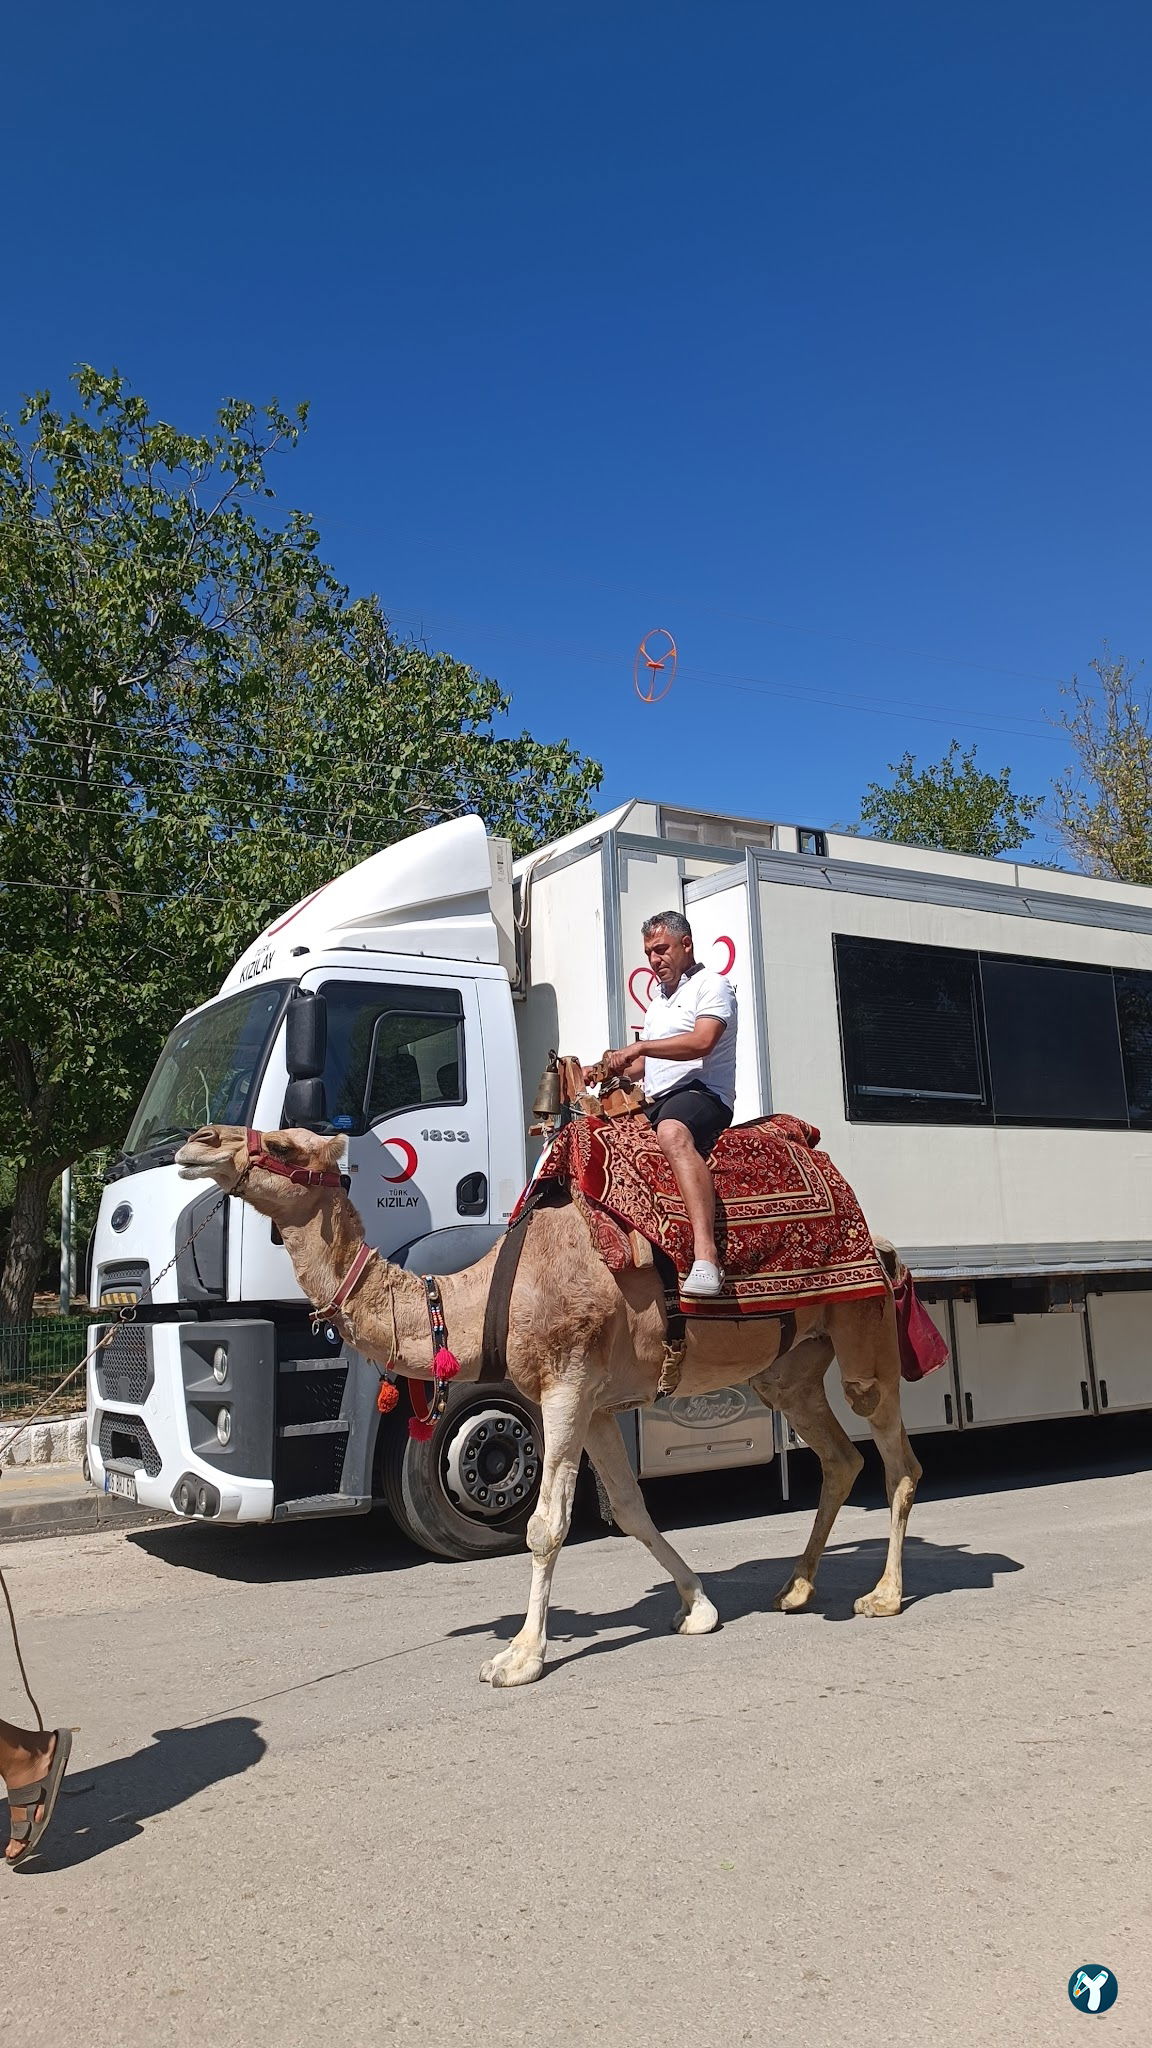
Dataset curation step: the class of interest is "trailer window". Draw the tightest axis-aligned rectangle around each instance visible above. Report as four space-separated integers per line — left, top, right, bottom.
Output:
1115 970 1152 1128
318 981 465 1134
980 958 1126 1124
834 936 989 1123
837 937 1152 1130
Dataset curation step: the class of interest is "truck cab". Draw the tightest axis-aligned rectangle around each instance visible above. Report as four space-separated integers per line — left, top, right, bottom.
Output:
87 818 541 1558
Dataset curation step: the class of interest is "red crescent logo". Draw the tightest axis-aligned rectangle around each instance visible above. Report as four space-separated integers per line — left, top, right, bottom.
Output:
380 1139 419 1183
628 966 658 1015
713 934 736 975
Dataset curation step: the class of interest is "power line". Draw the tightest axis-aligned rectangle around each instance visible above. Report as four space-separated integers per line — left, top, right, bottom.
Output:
387 607 1065 747
1 877 239 903
0 791 425 846
400 577 1074 687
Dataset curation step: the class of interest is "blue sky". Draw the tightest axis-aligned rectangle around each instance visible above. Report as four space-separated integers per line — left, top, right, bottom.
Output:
5 1 1150 860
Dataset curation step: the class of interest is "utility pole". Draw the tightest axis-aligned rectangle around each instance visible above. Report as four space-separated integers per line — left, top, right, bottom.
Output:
59 1167 74 1315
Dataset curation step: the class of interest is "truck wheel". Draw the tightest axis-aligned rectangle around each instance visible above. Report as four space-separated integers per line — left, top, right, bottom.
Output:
378 1383 543 1560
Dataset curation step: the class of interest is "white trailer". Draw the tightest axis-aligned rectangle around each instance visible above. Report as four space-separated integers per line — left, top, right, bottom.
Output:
87 799 1152 1557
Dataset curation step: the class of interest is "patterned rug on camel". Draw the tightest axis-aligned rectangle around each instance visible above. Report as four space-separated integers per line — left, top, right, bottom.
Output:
515 1111 889 1320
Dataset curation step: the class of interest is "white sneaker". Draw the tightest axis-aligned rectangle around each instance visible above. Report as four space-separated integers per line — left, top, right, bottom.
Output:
681 1260 723 1299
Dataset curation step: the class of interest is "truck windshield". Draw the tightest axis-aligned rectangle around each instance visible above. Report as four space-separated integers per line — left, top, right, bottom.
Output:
123 983 292 1158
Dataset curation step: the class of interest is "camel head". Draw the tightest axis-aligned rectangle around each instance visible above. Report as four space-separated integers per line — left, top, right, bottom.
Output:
175 1125 348 1221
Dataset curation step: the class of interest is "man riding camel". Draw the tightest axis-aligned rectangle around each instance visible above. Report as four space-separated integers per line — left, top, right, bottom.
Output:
592 910 737 1298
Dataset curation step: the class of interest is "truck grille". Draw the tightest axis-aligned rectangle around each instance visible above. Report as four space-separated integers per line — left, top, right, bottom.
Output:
98 1410 162 1477
94 1323 153 1407
97 1261 150 1309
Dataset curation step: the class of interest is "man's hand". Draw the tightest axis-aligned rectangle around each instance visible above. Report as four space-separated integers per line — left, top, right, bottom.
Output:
584 1045 646 1085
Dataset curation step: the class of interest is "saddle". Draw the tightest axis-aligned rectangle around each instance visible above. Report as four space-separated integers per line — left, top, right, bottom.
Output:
506 1060 893 1396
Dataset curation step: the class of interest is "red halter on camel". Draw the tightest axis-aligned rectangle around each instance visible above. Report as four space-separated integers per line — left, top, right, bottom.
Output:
242 1130 459 1436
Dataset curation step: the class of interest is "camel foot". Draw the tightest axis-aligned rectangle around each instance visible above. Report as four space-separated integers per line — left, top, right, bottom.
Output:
773 1575 816 1613
671 1592 720 1636
479 1644 546 1688
854 1585 902 1618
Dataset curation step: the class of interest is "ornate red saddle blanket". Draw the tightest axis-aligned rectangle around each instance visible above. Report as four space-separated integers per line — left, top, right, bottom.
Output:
513 1111 890 1321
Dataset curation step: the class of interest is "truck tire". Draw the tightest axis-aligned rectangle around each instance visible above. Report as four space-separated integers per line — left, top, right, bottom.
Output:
378 1382 543 1560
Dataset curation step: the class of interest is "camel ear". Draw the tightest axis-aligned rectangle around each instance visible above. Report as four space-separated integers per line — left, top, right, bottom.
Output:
315 1135 348 1172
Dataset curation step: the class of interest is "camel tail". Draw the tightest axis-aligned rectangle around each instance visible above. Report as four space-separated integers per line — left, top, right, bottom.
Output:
872 1236 909 1294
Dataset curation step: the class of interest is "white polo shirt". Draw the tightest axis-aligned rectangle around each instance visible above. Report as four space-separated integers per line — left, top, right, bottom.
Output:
641 965 737 1107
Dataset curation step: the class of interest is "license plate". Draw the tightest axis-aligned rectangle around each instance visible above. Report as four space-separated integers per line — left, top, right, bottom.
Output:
104 1470 137 1502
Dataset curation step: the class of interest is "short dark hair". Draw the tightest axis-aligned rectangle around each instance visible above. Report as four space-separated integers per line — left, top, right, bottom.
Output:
642 909 693 942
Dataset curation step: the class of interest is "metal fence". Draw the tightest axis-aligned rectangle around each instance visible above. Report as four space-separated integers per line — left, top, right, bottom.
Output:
0 1317 96 1415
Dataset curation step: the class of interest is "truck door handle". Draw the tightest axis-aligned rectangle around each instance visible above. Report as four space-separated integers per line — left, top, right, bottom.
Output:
456 1172 487 1217
1099 1378 1109 1410
964 1391 974 1424
1081 1380 1091 1411
944 1393 953 1426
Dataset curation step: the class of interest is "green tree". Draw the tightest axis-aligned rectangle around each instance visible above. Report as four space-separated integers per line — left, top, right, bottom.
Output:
1052 652 1152 884
858 741 1042 858
0 368 600 1321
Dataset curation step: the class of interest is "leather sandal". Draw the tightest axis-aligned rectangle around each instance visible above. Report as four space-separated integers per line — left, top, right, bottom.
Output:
5 1728 71 1869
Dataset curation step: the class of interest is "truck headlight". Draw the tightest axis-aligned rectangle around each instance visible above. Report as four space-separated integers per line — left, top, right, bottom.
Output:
216 1407 232 1446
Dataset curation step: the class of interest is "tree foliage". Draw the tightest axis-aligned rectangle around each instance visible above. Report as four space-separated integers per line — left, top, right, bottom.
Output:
1051 653 1152 885
0 368 601 1316
858 740 1042 859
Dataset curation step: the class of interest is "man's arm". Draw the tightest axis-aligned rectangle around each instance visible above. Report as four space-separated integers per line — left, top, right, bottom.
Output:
597 1016 726 1080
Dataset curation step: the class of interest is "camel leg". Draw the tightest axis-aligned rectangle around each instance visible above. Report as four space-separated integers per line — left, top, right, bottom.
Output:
853 1386 922 1617
584 1410 720 1636
825 1294 922 1617
772 1377 864 1613
479 1385 591 1689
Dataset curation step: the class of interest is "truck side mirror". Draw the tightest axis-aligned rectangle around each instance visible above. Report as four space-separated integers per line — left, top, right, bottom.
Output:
285 991 326 1079
283 1078 327 1126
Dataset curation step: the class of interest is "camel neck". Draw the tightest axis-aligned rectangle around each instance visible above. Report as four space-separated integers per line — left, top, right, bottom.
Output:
276 1197 480 1380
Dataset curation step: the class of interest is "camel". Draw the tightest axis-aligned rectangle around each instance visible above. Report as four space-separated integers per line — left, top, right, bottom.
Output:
176 1124 922 1687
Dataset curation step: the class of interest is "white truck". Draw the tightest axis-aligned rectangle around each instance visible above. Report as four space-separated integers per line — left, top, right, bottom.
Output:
87 798 1152 1559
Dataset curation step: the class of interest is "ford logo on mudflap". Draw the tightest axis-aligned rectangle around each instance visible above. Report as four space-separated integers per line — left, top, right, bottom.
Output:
663 1388 750 1429
111 1203 132 1233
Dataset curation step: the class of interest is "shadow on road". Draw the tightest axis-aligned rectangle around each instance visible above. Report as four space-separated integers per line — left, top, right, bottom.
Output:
4 1716 265 1872
122 1414 1149 1591
448 1530 1024 1676
129 1509 423 1583
647 1411 1152 1536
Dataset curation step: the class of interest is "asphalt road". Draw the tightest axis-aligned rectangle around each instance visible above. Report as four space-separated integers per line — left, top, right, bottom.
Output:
2 1424 1150 2048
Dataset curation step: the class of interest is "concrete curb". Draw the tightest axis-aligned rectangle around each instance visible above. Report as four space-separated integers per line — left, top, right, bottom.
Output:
0 1415 87 1468
0 1469 168 1544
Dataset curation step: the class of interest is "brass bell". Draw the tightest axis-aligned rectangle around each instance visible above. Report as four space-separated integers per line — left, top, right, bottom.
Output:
531 1049 562 1118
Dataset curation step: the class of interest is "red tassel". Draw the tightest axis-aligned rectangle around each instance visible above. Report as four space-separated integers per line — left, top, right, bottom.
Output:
376 1380 399 1414
408 1417 436 1442
432 1346 460 1381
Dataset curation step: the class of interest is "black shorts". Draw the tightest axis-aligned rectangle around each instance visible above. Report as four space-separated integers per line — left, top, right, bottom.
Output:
645 1079 733 1159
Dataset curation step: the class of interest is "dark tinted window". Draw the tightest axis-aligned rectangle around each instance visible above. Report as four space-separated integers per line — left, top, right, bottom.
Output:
319 982 464 1134
980 958 1126 1124
834 936 989 1123
837 938 1152 1130
1115 971 1152 1128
